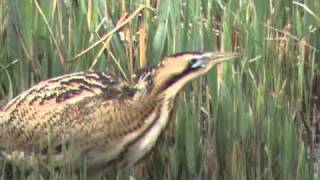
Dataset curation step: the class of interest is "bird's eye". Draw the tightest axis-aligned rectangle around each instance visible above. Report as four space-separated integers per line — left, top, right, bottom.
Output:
190 58 198 64
189 58 203 68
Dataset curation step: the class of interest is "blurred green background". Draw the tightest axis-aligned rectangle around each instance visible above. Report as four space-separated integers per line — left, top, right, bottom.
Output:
0 0 319 179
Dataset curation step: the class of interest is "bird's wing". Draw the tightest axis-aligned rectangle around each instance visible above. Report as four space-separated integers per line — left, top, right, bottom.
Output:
0 71 134 157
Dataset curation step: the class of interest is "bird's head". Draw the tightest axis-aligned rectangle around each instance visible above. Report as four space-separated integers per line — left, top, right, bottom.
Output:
135 52 239 97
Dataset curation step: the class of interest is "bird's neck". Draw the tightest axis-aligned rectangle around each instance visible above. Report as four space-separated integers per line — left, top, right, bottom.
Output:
134 66 191 100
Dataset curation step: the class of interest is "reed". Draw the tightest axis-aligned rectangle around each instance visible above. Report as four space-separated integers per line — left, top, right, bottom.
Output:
0 0 319 179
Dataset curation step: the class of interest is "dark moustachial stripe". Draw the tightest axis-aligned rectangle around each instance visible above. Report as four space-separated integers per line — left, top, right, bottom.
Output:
162 67 194 91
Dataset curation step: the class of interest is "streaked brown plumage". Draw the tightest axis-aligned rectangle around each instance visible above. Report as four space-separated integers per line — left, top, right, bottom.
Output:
0 52 238 176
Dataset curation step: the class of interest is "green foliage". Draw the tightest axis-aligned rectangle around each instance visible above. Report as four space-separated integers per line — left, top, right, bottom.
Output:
0 0 319 179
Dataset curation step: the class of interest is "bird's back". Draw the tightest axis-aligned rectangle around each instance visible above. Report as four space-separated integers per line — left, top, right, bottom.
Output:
0 71 133 160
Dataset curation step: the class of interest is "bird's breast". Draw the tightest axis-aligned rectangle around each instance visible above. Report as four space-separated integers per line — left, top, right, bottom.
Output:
123 95 176 165
84 95 176 173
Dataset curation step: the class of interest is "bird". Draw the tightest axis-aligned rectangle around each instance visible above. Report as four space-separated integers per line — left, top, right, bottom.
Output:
0 51 238 177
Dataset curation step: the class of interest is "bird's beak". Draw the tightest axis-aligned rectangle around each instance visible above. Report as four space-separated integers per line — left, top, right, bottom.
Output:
201 52 240 66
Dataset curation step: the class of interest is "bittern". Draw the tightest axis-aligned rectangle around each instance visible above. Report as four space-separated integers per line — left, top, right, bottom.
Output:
0 52 238 177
